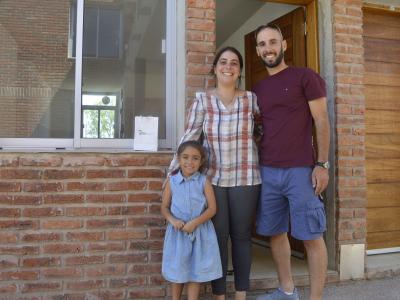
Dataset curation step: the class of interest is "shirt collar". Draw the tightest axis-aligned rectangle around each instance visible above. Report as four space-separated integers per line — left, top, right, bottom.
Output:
175 170 200 184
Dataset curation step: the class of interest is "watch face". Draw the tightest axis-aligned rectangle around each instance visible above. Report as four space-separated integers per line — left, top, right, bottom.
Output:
317 161 330 169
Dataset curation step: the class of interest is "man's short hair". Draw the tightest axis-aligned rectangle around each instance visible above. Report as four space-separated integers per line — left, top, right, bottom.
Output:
254 23 284 42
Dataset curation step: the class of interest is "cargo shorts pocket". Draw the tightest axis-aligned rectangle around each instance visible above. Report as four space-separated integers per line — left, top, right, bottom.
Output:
306 201 327 234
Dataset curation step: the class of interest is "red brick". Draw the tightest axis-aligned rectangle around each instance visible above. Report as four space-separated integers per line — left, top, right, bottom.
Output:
107 205 147 215
42 268 82 278
65 280 103 290
105 156 146 167
0 271 38 281
0 284 17 293
149 228 165 239
22 257 60 268
129 264 161 275
0 195 13 205
128 193 161 203
0 182 21 192
22 233 61 243
107 230 147 240
0 233 18 243
14 195 42 205
128 216 165 227
66 232 104 242
87 242 126 253
43 194 84 204
86 169 125 178
0 246 39 256
128 168 164 178
109 253 148 264
86 219 124 229
148 180 163 191
0 169 41 179
86 194 125 203
66 207 106 217
129 287 166 298
109 277 146 288
42 220 82 230
0 208 20 217
106 181 146 191
147 155 173 166
20 157 62 167
22 207 63 218
85 265 125 277
66 182 105 191
21 282 61 293
65 255 104 266
186 18 215 31
0 220 38 230
63 156 105 167
43 244 84 254
0 157 18 167
43 169 84 179
0 256 18 268
23 182 63 192
129 241 163 251
187 0 215 9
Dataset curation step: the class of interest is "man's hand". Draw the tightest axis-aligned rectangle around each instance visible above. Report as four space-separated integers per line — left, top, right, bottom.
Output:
312 166 329 195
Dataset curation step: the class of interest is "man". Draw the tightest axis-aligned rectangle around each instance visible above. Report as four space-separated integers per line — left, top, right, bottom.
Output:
253 24 330 300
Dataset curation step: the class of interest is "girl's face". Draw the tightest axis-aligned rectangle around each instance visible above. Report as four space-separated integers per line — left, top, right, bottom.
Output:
178 146 203 178
214 50 241 86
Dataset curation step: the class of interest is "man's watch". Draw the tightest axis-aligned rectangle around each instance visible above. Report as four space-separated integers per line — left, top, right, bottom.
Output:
316 161 330 169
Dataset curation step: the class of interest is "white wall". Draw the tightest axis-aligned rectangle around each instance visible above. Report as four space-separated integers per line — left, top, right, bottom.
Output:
219 2 298 89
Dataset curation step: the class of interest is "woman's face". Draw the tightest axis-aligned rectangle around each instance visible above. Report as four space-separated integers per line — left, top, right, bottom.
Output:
214 50 241 86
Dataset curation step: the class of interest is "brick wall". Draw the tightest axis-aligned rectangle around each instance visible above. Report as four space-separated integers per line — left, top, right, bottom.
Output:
0 152 172 299
186 0 216 104
332 0 367 246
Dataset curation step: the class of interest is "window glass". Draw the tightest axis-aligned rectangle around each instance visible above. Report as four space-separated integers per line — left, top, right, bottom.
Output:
0 1 75 138
81 0 166 139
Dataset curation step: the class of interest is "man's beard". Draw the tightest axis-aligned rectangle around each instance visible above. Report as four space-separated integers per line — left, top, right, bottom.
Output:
262 48 284 68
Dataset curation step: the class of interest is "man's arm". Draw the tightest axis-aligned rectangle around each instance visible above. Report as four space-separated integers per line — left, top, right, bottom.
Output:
309 97 330 195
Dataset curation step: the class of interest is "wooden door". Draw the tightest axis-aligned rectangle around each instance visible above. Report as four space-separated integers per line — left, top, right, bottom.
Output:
364 7 400 250
245 7 307 256
244 6 306 88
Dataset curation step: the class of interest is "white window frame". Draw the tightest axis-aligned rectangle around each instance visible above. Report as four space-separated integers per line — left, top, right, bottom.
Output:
0 0 179 151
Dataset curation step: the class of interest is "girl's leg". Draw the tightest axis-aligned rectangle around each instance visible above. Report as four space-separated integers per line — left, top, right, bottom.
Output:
228 185 260 294
186 282 201 300
171 283 184 300
211 186 229 297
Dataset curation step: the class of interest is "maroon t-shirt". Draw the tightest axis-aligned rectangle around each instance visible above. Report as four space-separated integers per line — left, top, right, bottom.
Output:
253 67 326 167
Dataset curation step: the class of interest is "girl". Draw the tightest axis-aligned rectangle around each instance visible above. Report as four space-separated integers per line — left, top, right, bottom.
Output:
161 140 222 300
168 46 261 300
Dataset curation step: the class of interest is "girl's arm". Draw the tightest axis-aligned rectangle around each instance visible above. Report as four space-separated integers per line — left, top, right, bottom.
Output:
182 179 217 233
161 178 185 230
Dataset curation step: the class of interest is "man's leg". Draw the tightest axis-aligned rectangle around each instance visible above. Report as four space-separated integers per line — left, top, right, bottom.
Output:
303 238 327 300
270 233 295 293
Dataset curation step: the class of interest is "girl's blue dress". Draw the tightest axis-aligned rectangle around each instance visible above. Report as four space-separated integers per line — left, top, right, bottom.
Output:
162 171 222 283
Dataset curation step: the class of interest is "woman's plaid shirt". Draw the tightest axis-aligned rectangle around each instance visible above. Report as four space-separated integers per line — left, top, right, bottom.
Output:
169 91 261 187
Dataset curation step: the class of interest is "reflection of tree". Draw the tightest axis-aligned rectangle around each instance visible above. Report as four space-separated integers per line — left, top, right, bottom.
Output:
100 110 115 138
84 110 98 138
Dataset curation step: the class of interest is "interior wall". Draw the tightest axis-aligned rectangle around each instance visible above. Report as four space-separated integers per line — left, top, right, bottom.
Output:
218 2 298 89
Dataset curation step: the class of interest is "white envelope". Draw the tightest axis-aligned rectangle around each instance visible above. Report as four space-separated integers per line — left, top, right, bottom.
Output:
133 116 158 151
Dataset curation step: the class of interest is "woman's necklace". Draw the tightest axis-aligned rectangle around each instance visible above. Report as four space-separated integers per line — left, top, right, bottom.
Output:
215 88 237 109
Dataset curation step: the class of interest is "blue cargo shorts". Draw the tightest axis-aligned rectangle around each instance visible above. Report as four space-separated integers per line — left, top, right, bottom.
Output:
256 166 326 241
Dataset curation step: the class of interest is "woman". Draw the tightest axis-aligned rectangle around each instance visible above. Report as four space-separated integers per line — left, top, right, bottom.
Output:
168 46 261 300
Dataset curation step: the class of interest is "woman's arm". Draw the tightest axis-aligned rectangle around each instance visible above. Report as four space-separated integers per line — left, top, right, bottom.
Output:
182 179 217 233
160 178 185 230
168 95 206 174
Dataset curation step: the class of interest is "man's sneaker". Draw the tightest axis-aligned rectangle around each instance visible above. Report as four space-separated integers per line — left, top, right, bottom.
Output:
256 287 299 300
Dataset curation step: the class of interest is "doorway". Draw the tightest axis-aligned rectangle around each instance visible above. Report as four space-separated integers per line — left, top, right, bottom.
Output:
215 0 334 277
